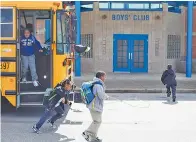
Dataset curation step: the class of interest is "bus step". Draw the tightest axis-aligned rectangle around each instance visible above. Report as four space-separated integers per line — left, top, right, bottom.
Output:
20 102 43 107
20 81 41 84
20 91 46 95
20 81 34 84
20 93 44 103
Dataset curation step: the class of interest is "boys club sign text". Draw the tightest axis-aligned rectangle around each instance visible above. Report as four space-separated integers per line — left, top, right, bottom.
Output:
112 14 150 21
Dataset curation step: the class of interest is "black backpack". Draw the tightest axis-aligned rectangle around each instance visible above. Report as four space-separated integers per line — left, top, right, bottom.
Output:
43 88 58 107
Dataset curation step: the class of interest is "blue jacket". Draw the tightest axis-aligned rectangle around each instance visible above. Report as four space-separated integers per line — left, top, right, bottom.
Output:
20 35 42 56
161 69 177 86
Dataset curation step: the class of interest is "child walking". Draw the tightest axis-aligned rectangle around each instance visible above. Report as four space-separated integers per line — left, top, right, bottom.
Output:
82 71 109 142
161 65 177 102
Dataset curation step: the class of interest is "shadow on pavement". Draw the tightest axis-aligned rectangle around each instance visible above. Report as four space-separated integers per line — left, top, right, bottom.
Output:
108 93 196 101
162 101 179 105
1 105 83 142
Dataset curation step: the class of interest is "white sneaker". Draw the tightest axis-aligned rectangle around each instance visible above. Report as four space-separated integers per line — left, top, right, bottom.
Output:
82 132 90 141
22 78 27 82
33 81 39 87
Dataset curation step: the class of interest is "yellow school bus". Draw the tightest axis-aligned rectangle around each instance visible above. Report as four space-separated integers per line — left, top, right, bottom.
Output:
0 1 76 108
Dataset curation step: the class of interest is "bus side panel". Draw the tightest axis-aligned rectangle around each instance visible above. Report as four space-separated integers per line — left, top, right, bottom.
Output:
1 1 63 10
0 44 17 107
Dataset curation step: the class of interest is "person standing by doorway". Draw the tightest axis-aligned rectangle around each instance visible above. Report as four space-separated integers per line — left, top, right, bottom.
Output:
20 28 43 87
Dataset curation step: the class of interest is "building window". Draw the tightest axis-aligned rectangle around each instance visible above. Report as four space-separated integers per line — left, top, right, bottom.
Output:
81 4 93 9
128 3 150 9
151 4 163 9
167 35 181 59
0 7 14 38
99 2 109 9
81 4 93 12
98 2 163 11
111 3 124 9
81 34 93 58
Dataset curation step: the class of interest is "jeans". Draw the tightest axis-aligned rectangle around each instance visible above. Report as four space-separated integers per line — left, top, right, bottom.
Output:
21 54 38 81
166 84 176 99
49 105 64 123
36 108 53 129
49 103 70 123
85 110 102 138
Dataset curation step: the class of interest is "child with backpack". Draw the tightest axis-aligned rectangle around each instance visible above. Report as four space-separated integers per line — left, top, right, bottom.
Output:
32 79 72 133
46 80 73 128
82 71 109 142
161 65 177 102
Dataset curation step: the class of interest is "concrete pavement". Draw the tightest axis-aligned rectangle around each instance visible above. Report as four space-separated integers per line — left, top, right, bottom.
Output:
1 93 196 142
74 73 196 93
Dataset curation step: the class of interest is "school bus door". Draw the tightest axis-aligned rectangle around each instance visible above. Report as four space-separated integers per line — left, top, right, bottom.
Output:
53 11 73 86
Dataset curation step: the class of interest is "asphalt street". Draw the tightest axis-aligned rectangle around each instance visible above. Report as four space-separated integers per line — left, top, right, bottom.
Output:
1 93 196 142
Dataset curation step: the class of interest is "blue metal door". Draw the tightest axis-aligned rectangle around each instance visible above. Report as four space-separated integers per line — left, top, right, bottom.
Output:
113 34 131 72
113 34 148 73
130 35 148 72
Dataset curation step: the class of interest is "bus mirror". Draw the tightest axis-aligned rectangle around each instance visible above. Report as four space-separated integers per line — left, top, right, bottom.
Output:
74 44 91 55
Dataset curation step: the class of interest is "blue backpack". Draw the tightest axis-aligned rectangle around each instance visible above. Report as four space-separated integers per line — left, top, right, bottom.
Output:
81 81 103 105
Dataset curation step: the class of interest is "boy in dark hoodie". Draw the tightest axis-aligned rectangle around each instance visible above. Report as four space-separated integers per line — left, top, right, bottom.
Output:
32 79 72 133
161 65 177 102
20 29 43 87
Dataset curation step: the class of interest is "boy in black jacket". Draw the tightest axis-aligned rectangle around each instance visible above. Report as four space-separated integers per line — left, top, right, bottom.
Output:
161 65 177 102
32 79 72 133
47 81 75 128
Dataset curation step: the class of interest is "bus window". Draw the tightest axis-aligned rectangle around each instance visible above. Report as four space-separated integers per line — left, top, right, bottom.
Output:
56 11 76 55
0 7 14 38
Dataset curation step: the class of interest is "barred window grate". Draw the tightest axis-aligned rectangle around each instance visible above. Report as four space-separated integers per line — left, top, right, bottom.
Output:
81 34 93 58
167 35 181 59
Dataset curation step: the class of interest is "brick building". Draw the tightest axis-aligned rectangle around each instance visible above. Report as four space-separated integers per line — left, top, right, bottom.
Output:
78 2 196 74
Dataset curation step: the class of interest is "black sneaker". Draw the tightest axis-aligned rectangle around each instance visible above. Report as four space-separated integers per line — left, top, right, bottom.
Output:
32 125 40 134
172 98 176 102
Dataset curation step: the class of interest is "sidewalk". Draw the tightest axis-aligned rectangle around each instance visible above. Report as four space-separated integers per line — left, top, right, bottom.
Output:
74 73 196 93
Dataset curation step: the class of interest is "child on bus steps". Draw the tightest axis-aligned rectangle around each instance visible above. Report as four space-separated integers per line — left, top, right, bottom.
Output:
20 28 43 87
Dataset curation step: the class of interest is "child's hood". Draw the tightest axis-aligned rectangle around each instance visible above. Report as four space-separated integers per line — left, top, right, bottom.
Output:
93 77 103 83
93 77 105 88
167 69 175 75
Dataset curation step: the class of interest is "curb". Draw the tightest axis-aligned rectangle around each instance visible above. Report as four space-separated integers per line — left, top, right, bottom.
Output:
105 89 196 93
76 89 196 93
